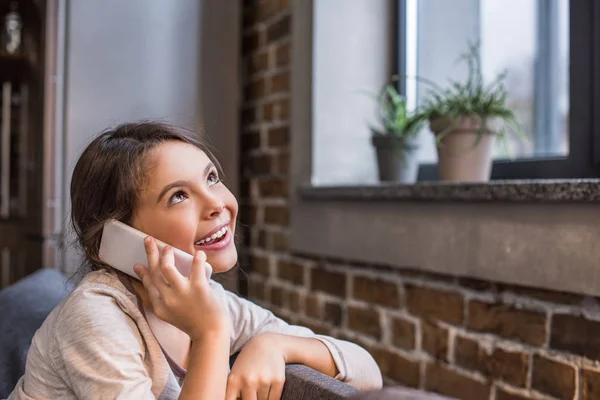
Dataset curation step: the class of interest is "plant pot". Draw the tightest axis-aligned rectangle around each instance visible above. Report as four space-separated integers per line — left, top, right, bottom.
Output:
372 135 419 183
429 116 494 182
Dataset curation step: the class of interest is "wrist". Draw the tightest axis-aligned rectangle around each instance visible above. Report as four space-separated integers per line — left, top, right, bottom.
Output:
190 322 230 343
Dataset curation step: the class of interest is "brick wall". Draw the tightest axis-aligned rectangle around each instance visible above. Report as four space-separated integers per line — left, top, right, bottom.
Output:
239 2 600 399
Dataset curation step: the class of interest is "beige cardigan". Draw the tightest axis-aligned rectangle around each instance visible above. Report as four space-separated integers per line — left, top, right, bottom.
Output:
8 270 382 399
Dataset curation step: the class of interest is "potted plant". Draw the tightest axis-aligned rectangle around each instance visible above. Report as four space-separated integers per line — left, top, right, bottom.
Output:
418 43 524 182
370 78 425 183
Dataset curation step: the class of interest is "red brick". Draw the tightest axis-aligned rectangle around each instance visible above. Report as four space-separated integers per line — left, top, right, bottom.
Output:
425 363 490 400
370 347 420 388
250 254 270 276
275 42 290 67
258 178 288 198
348 306 381 340
271 285 286 308
271 230 288 251
467 301 547 346
274 151 289 174
581 368 600 400
532 355 575 399
264 205 289 226
288 289 304 314
269 71 290 94
277 259 304 285
405 285 463 325
266 15 290 42
488 348 529 388
550 314 600 359
299 318 331 336
267 126 289 148
456 338 529 388
391 317 415 350
421 321 448 361
247 50 269 76
324 301 343 326
244 77 266 99
310 267 346 298
305 294 321 319
454 336 486 373
496 389 530 400
248 279 266 302
262 98 289 121
248 154 272 175
498 284 583 305
352 275 400 308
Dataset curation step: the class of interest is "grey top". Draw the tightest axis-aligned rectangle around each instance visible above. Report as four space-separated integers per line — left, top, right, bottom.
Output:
7 270 382 399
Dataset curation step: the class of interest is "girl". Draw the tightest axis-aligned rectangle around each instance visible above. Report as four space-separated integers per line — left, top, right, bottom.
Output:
8 122 382 399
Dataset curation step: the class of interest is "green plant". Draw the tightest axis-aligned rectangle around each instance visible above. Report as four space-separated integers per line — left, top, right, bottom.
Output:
370 77 426 143
417 42 525 152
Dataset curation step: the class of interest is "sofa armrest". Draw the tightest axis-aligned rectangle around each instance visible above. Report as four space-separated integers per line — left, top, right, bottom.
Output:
282 364 359 400
349 387 454 400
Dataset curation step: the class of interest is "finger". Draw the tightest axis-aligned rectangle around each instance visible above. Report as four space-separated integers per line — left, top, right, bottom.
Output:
155 245 176 289
160 261 185 291
268 381 284 400
257 384 270 400
189 250 207 284
241 387 258 400
224 382 240 400
135 264 161 300
144 236 159 271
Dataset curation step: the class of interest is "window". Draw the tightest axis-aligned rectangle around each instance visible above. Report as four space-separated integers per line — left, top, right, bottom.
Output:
309 0 598 185
397 0 595 180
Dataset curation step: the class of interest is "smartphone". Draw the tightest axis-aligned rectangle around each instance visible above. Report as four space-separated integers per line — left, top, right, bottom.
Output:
98 219 212 280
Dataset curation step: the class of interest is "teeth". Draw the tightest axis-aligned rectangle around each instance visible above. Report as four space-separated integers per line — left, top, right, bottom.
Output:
195 227 227 245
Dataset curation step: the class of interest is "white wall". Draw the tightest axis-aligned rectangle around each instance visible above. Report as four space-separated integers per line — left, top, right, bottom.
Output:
54 0 239 274
312 0 395 186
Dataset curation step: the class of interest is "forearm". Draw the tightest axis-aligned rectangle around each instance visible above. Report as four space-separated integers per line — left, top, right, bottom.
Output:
266 333 338 378
180 331 229 400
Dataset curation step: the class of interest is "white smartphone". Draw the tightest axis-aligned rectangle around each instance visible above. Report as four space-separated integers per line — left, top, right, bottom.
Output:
98 219 212 280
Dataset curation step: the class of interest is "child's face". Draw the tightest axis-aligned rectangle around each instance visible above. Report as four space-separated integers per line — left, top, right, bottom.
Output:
131 141 238 273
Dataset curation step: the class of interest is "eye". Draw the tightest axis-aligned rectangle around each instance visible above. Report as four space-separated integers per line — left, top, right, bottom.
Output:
168 190 188 206
207 170 221 186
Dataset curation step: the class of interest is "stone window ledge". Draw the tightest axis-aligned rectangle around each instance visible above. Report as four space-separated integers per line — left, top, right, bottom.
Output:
298 179 600 203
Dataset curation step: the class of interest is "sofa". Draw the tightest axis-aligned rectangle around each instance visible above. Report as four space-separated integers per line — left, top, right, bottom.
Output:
0 269 450 400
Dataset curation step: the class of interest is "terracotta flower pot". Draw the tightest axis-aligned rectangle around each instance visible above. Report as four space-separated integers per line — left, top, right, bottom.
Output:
372 135 419 183
429 116 494 182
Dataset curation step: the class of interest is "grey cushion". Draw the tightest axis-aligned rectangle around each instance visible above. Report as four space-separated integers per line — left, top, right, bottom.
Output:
349 387 454 400
282 364 359 399
0 268 74 398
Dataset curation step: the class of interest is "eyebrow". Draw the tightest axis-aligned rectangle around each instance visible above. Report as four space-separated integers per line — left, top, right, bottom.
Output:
156 162 216 204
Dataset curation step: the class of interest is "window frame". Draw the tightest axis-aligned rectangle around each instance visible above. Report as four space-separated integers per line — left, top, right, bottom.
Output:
393 0 600 181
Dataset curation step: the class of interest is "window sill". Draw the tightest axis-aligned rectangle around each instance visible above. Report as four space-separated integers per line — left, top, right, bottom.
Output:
299 179 600 203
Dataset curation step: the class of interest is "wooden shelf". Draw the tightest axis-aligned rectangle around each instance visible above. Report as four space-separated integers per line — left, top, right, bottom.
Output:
0 53 32 82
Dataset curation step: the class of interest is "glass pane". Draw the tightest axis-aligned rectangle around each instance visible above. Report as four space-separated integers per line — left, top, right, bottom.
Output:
410 0 569 164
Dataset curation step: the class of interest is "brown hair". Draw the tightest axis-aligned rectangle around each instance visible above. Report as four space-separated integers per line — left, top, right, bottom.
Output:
70 121 221 271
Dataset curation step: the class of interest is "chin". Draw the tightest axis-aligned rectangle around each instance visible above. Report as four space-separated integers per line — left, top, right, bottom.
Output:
207 248 238 274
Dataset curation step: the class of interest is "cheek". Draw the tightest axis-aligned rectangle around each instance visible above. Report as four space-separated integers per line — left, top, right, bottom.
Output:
221 186 239 219
133 209 197 248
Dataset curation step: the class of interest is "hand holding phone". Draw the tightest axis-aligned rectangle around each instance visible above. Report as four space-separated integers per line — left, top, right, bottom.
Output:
98 219 212 280
134 238 230 340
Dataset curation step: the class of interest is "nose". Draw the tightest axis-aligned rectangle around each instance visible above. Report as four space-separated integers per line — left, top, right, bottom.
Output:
201 191 225 220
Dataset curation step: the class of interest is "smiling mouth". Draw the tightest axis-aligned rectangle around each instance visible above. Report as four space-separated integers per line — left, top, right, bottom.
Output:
194 226 228 246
